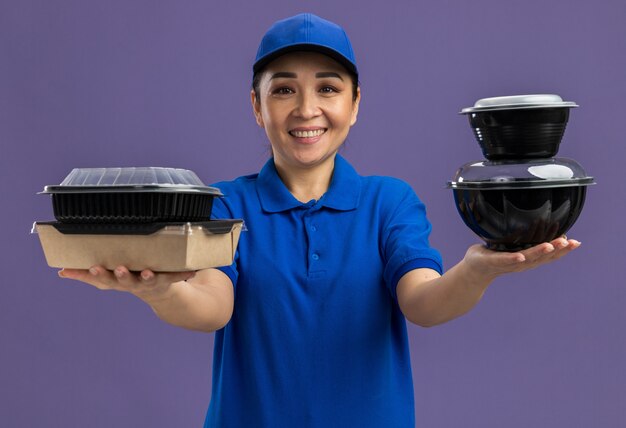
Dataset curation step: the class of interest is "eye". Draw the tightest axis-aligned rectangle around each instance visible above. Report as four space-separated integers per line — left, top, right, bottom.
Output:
319 86 338 94
272 87 294 95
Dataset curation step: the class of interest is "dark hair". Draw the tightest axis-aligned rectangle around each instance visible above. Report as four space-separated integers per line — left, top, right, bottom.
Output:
252 68 359 104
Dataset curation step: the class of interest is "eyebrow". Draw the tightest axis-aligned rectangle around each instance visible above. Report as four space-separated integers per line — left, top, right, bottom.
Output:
315 72 344 81
270 72 297 80
269 71 344 81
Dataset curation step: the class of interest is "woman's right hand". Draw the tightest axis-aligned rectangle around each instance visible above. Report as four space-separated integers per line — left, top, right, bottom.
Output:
58 266 233 332
58 265 196 304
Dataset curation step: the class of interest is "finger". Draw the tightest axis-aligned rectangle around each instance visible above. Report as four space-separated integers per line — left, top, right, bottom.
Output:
519 238 579 267
59 266 117 290
522 242 555 258
550 236 570 251
492 250 527 265
111 265 143 290
533 240 568 264
548 239 581 261
58 268 90 281
60 266 195 293
108 266 192 286
139 269 156 284
508 246 552 269
87 265 122 290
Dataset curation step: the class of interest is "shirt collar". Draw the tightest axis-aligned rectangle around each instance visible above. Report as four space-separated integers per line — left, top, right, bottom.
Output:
256 153 361 213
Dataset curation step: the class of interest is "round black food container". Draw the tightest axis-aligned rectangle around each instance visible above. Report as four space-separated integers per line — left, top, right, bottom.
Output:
41 167 223 223
460 95 578 160
447 158 595 251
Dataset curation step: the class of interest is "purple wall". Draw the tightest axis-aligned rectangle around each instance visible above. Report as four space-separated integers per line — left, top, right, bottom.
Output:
2 1 624 426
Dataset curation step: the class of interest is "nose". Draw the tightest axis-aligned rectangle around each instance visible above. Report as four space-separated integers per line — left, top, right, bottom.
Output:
293 90 321 119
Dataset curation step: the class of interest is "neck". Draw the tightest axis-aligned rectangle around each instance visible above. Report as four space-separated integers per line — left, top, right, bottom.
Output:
273 155 336 203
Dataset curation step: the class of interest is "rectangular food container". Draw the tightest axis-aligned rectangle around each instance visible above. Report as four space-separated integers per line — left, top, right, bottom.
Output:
33 220 243 272
41 167 224 223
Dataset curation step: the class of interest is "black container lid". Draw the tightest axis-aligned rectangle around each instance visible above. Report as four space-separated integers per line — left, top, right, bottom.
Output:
447 157 595 190
41 167 223 195
460 94 578 114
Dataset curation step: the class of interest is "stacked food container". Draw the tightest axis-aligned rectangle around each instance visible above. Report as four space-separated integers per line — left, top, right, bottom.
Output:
447 95 595 251
33 167 243 271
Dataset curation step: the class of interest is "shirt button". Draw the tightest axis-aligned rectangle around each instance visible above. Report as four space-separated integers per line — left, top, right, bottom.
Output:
312 253 320 260
311 225 317 232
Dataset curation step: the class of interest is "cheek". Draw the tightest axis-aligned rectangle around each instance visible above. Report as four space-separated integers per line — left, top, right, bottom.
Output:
261 113 280 133
261 102 289 128
258 106 278 131
329 103 357 129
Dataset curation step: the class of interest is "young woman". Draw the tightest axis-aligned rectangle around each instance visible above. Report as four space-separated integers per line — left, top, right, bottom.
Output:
60 13 580 428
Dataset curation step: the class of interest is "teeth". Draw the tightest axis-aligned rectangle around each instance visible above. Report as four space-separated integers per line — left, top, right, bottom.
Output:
291 129 325 138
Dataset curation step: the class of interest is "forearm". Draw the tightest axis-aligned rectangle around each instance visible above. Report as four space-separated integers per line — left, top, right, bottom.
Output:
137 275 234 333
398 238 578 327
59 266 234 333
397 261 495 327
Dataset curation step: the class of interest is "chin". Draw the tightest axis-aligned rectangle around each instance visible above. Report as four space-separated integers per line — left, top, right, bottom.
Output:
290 150 338 168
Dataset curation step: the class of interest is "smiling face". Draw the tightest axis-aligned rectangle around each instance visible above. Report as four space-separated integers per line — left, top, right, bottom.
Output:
251 51 360 173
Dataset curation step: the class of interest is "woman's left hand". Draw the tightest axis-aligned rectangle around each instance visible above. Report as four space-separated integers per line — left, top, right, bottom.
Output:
462 236 581 282
397 236 581 327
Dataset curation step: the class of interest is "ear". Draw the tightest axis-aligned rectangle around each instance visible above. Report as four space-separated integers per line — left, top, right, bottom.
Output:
350 86 361 126
250 89 265 128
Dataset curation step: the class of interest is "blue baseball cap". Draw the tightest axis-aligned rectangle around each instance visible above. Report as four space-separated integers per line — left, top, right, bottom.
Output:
253 13 358 77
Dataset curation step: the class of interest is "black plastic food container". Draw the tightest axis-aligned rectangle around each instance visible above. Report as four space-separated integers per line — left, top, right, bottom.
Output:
447 158 595 251
41 167 223 223
461 95 578 160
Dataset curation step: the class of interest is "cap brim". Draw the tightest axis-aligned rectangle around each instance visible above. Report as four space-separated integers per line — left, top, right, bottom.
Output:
253 44 358 76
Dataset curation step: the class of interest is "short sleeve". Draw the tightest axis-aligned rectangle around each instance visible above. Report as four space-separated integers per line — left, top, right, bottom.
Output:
382 182 443 301
210 192 239 287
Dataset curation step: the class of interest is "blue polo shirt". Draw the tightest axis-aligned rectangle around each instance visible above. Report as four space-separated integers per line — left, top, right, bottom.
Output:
204 154 442 428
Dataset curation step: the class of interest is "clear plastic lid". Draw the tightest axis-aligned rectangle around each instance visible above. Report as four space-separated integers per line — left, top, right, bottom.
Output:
42 167 223 195
460 94 578 114
447 157 595 189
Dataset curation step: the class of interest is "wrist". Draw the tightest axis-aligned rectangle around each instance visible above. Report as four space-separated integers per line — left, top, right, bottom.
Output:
458 257 497 290
132 280 179 307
